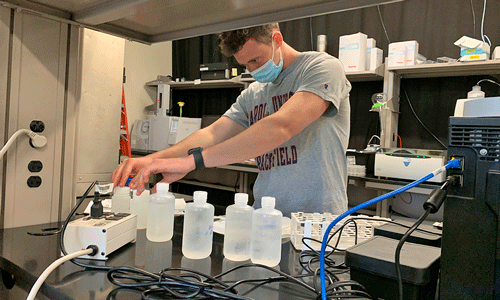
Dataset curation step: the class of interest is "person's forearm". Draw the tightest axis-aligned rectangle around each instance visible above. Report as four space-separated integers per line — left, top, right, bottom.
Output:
146 127 216 160
202 116 294 168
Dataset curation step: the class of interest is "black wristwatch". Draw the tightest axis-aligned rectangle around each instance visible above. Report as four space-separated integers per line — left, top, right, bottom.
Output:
188 147 205 171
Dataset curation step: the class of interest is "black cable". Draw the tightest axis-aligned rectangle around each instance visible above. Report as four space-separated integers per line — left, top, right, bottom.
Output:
395 207 432 300
214 263 317 295
401 85 447 149
108 266 255 300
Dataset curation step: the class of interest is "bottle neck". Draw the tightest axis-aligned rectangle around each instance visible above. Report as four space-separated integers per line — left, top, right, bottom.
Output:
261 205 274 212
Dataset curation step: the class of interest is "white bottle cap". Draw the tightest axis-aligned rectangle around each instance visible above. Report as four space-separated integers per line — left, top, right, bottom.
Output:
156 182 170 192
234 193 248 206
134 189 150 197
193 191 208 203
261 196 275 208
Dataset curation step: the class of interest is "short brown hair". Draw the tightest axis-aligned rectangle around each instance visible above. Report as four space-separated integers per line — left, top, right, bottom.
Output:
218 23 280 57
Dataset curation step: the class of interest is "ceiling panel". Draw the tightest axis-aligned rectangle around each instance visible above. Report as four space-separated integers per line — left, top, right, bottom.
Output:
2 0 403 43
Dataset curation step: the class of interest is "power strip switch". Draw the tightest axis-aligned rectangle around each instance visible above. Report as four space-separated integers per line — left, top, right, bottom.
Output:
63 213 137 260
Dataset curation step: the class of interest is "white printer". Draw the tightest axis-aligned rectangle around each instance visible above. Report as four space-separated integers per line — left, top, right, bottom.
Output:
149 116 201 151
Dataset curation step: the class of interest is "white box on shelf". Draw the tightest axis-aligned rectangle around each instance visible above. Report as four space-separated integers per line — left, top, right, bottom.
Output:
404 41 419 65
491 46 500 60
388 42 406 67
388 40 419 67
366 47 383 71
339 32 367 72
367 38 376 48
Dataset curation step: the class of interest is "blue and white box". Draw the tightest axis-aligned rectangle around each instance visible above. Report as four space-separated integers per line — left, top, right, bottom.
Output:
388 41 419 67
454 36 490 58
339 32 367 72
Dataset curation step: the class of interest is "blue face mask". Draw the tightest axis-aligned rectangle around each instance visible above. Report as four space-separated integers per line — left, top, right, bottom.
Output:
250 43 283 83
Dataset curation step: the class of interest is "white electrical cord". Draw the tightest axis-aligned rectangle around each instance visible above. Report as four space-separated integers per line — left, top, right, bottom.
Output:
26 248 93 300
0 129 47 160
481 0 491 46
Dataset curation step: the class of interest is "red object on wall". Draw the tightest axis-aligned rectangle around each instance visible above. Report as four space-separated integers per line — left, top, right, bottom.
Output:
120 84 132 158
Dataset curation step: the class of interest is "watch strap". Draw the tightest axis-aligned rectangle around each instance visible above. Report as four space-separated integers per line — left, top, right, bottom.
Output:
188 147 205 171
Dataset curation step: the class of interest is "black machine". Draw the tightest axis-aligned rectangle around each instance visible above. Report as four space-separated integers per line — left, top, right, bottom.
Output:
199 62 244 80
441 117 500 299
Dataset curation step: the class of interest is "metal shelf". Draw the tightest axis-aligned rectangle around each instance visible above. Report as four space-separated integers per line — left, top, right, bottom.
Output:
345 64 385 82
177 179 237 192
146 79 246 89
387 60 500 78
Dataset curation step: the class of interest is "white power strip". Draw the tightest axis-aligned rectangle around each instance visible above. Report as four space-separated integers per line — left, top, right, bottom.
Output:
63 213 137 260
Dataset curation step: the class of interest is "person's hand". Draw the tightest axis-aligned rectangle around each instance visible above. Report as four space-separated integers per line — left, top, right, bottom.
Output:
112 156 154 188
129 156 195 195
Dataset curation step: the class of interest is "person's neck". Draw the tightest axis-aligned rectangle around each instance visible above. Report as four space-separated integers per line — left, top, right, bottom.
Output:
280 42 301 71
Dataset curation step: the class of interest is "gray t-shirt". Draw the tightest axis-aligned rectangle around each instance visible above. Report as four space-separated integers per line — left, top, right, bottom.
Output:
223 51 351 217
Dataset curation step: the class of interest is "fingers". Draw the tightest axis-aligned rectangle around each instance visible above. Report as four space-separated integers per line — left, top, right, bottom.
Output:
129 164 155 193
118 162 136 187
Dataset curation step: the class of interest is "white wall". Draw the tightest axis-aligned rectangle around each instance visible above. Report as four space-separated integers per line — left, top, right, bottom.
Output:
75 29 125 196
124 40 172 129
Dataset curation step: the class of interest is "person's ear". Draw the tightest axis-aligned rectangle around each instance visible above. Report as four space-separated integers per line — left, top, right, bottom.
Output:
273 32 283 47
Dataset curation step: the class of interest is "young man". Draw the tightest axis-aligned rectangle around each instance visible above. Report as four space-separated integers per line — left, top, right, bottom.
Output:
112 23 351 216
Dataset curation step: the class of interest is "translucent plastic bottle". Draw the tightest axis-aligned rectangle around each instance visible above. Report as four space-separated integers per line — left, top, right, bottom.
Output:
224 193 254 261
467 85 485 99
111 186 131 213
146 183 175 242
251 196 283 267
130 189 150 229
182 191 214 259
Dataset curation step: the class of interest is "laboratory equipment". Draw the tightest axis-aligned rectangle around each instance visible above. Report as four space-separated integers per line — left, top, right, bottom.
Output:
290 213 389 251
147 82 201 151
130 189 150 230
199 62 244 80
182 191 215 259
130 120 150 152
146 183 175 242
149 116 201 151
345 236 440 300
223 193 254 261
374 148 448 183
251 196 282 267
440 116 500 299
111 186 131 213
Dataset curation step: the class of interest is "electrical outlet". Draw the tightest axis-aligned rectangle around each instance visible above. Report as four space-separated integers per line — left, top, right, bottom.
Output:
27 176 42 188
28 160 43 172
30 120 45 133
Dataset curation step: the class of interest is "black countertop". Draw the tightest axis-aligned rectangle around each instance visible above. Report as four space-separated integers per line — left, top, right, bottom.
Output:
0 217 319 300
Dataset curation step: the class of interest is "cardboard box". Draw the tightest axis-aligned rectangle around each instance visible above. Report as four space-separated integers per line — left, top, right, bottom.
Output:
339 32 367 72
454 36 490 58
491 46 500 60
388 41 419 67
366 47 383 71
367 38 376 48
